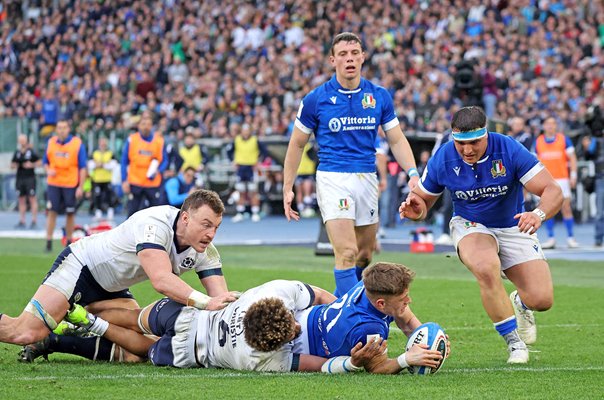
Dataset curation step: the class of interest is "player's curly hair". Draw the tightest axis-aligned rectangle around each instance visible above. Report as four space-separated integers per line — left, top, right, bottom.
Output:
362 262 415 297
243 297 296 353
181 189 224 215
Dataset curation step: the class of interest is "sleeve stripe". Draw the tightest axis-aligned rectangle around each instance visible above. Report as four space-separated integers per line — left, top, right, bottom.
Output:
197 268 223 279
418 180 443 197
342 357 351 372
303 283 315 308
135 243 166 254
520 163 544 185
294 119 313 134
290 353 301 372
382 118 400 132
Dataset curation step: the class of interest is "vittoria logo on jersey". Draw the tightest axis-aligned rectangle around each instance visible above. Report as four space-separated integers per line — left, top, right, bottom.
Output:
338 198 350 210
362 93 376 109
454 185 509 201
464 221 477 229
180 257 195 269
491 160 506 178
328 116 377 133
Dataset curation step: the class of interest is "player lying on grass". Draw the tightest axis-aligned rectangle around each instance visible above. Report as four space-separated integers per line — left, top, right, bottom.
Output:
0 189 239 353
22 263 446 373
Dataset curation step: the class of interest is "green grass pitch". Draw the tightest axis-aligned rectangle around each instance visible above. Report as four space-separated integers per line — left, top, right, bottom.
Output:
0 238 603 399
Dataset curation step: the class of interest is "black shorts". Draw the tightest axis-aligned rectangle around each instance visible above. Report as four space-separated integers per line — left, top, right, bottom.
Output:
42 247 135 307
16 176 36 197
46 185 77 214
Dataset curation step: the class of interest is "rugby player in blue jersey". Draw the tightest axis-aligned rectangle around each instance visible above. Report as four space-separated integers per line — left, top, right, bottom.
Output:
283 32 419 297
399 106 563 364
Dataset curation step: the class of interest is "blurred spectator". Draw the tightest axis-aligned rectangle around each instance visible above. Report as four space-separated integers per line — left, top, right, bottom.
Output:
227 123 268 222
121 111 167 217
11 134 41 229
535 117 579 249
164 166 197 208
508 117 534 151
0 0 598 148
88 136 117 221
43 120 87 252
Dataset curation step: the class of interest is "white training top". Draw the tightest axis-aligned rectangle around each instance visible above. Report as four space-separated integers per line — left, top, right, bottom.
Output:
70 205 222 292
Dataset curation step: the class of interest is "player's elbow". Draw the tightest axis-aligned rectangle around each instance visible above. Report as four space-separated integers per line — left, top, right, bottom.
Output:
149 275 172 297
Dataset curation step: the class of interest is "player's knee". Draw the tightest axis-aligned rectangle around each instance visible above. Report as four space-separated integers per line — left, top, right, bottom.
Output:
530 294 553 311
355 252 371 268
472 262 501 288
339 246 358 265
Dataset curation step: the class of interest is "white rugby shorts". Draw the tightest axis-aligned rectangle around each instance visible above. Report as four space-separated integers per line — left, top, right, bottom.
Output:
555 178 571 199
449 216 546 270
316 171 379 226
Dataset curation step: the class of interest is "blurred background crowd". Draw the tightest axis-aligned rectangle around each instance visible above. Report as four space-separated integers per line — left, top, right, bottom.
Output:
1 0 603 242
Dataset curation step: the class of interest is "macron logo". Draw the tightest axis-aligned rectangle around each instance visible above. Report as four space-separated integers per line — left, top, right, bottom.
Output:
453 167 461 176
330 96 337 104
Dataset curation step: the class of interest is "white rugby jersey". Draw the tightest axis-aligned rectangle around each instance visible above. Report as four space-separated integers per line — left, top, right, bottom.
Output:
70 206 222 292
193 280 315 371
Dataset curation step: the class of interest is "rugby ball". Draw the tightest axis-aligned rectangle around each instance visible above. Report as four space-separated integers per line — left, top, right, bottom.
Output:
405 322 447 375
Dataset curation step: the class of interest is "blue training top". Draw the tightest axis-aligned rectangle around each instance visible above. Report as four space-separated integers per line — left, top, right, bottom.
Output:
419 132 543 228
295 75 399 173
305 280 393 358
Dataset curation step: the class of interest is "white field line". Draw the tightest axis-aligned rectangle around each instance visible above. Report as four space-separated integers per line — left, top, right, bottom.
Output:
387 323 603 333
6 365 604 382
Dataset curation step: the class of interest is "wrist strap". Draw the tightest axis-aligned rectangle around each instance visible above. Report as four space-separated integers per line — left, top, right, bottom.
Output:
187 290 211 310
407 167 419 178
397 352 409 369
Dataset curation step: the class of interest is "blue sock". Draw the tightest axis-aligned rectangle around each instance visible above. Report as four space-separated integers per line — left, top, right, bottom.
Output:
563 217 574 238
545 218 555 238
355 266 364 281
333 268 358 297
494 316 518 336
49 333 114 361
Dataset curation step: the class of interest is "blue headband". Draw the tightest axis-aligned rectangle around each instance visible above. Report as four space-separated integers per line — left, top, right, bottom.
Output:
451 127 487 141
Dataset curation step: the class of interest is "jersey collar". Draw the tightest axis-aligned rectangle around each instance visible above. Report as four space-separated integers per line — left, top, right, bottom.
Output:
329 74 364 95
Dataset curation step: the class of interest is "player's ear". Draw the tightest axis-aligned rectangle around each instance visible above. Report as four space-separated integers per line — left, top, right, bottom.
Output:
329 55 336 67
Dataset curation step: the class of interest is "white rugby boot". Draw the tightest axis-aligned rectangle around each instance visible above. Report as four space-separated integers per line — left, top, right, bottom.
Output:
510 290 537 345
507 341 529 364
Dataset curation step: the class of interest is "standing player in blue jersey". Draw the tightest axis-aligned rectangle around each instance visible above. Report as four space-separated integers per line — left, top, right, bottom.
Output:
399 106 563 364
283 33 419 297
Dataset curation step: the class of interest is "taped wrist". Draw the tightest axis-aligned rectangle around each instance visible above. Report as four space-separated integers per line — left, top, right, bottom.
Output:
321 356 363 374
397 352 409 369
187 290 211 310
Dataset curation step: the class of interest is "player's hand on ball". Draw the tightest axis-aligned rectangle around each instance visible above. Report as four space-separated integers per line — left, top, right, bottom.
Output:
406 343 443 368
206 291 240 311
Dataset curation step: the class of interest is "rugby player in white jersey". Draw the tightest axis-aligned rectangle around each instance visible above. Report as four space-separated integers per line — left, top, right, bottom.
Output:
1 189 238 358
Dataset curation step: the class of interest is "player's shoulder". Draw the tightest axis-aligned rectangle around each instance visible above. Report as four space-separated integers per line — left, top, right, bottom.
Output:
129 205 178 230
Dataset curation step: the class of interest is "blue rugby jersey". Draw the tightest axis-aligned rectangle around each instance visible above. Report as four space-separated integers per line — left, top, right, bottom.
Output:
295 75 399 173
305 280 393 358
419 132 544 228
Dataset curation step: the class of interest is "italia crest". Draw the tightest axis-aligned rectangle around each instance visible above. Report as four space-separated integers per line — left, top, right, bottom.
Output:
338 198 350 210
491 160 506 178
361 93 376 109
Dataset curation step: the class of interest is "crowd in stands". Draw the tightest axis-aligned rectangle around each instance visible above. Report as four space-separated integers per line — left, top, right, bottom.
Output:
0 0 602 150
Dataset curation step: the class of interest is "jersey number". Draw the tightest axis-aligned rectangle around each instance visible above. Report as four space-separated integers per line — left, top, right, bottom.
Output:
324 293 349 333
